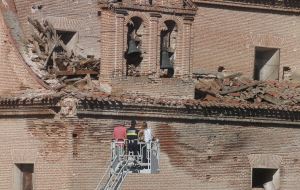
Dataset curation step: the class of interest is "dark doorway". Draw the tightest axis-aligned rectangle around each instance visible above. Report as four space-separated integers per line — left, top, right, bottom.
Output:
15 164 34 190
252 168 278 188
254 47 280 81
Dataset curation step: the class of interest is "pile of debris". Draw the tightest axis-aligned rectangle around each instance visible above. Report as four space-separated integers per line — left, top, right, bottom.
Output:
26 17 100 90
194 71 300 106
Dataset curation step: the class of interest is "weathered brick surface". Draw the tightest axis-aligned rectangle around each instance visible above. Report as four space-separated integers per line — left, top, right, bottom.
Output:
192 5 300 79
112 76 195 99
99 9 115 82
0 6 43 94
0 116 300 190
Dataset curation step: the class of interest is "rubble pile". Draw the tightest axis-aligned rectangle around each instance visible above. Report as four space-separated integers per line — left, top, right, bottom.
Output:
194 72 300 106
27 17 100 90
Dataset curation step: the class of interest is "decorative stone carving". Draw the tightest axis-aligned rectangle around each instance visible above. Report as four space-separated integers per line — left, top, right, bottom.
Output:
59 97 78 117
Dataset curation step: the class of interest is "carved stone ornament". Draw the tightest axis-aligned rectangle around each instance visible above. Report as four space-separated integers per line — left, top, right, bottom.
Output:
59 97 78 117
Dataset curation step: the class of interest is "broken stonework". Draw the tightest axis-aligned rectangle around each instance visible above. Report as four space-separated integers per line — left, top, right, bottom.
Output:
59 97 78 117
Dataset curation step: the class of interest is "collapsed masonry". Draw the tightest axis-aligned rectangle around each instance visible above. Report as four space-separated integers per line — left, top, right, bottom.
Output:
194 71 300 107
23 18 300 110
27 18 100 91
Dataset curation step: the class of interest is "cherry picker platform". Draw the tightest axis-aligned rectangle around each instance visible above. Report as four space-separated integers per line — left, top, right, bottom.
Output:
95 139 160 190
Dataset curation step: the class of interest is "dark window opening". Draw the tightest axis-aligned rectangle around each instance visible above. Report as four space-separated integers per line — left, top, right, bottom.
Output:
15 164 34 190
56 30 76 45
282 66 292 80
72 131 79 157
254 47 280 81
252 168 278 188
54 30 77 53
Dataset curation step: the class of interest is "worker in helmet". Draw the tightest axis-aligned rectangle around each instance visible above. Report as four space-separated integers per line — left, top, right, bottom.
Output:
127 119 139 155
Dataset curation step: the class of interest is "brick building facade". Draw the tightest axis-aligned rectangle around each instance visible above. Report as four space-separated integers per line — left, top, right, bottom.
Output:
0 95 299 190
0 0 300 190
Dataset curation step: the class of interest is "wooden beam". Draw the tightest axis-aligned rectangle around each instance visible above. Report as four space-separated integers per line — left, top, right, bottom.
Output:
220 81 261 95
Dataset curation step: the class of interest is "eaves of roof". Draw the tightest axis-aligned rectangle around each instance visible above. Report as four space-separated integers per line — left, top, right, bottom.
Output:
0 92 299 123
193 0 300 15
77 95 300 124
0 108 56 118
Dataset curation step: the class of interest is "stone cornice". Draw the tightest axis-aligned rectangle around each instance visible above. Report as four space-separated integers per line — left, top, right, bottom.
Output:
0 94 61 118
77 99 300 124
0 92 299 123
0 108 56 118
99 3 197 16
0 97 60 108
114 9 129 15
77 109 300 126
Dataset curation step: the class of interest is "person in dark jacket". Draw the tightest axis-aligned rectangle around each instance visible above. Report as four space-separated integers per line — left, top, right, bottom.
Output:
127 119 139 155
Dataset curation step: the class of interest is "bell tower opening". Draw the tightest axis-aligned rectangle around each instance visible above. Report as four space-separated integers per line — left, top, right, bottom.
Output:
125 17 143 77
160 20 177 78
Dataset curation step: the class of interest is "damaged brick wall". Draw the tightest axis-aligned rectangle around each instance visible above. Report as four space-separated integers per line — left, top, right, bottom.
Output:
0 6 43 94
0 117 113 190
13 0 101 58
11 0 194 95
1 116 300 190
192 5 300 79
0 119 73 190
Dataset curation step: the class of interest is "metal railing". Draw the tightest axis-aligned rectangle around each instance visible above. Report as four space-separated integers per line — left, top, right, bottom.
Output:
111 139 160 173
95 139 160 190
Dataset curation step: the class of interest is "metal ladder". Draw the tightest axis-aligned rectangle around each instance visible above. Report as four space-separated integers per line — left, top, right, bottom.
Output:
95 156 131 190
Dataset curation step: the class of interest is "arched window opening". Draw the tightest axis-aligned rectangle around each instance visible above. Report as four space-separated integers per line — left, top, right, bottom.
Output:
125 17 143 76
160 20 177 78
